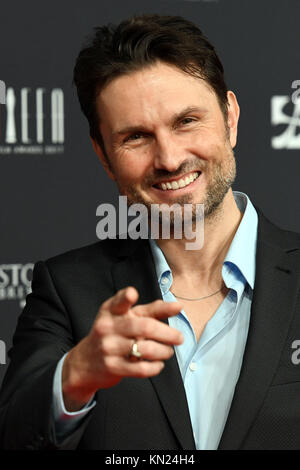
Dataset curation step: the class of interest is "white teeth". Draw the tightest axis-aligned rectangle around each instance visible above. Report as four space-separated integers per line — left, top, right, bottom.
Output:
157 172 199 191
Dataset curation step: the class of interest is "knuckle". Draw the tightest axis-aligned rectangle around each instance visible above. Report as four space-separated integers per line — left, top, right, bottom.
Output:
152 299 164 310
140 319 155 337
102 355 114 370
98 337 111 355
124 314 139 334
137 361 150 377
141 341 151 356
132 305 142 317
166 346 174 357
94 318 113 336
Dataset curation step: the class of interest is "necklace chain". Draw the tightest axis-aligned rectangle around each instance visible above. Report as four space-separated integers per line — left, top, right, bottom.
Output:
170 284 224 301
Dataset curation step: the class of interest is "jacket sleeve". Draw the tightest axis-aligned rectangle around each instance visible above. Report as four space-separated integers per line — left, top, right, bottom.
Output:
0 260 95 449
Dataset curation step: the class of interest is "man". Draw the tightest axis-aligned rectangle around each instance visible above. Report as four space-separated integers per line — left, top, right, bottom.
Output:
1 14 300 450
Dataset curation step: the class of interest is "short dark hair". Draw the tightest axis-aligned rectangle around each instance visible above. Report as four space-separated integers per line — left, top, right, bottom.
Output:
73 14 229 154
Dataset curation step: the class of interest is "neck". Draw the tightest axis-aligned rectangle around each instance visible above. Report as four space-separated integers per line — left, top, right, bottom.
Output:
155 189 243 283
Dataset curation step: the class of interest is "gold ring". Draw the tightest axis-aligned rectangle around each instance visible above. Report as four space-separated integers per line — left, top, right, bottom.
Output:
129 340 142 360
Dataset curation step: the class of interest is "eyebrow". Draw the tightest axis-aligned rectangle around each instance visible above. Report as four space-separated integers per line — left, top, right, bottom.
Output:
111 106 208 140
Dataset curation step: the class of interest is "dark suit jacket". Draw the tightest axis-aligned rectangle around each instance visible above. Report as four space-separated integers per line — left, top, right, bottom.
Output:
0 207 300 450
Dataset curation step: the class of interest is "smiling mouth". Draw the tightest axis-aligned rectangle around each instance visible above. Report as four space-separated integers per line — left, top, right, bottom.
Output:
153 171 201 191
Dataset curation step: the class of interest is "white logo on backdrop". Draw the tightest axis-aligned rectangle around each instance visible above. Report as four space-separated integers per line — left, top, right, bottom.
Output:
0 340 6 365
0 87 64 155
271 80 300 149
0 263 33 308
0 80 5 105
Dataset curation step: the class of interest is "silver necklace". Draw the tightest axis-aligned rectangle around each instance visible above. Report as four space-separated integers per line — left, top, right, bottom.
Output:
170 284 224 301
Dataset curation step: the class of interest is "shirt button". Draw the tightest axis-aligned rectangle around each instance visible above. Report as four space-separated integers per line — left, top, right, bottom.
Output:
161 277 168 285
189 362 197 371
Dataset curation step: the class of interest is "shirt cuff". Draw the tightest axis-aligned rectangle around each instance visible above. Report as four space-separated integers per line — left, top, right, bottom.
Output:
52 352 96 437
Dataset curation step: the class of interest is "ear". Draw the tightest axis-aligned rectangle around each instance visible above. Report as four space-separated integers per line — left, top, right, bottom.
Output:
90 137 116 181
226 91 240 148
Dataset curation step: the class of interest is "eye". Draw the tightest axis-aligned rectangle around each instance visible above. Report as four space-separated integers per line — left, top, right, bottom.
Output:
180 117 196 125
124 133 144 143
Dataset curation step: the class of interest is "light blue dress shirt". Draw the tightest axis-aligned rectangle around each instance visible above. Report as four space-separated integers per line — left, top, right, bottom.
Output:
53 190 258 449
149 191 258 449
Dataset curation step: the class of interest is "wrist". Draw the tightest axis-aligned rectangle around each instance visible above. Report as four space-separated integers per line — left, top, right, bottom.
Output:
62 349 95 412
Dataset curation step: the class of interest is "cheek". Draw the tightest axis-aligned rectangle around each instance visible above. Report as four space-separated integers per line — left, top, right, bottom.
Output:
116 148 152 177
188 125 222 149
114 156 149 184
190 135 222 161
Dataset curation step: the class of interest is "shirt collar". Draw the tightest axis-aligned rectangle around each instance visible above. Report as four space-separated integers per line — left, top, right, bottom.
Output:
223 191 257 289
149 191 258 291
149 235 172 294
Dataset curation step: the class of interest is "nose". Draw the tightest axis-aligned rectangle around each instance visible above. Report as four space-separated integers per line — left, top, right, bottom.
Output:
153 131 186 172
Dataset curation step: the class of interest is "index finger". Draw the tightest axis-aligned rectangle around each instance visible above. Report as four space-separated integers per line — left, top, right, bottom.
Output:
108 286 139 316
132 299 183 320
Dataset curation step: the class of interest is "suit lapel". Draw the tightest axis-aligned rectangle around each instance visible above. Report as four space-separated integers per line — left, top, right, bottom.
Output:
111 239 196 450
218 210 300 449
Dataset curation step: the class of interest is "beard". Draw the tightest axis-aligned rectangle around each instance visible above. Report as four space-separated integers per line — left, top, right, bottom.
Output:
113 138 237 235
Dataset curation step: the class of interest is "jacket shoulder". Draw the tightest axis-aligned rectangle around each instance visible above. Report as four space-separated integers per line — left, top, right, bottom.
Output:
256 206 300 250
43 237 146 273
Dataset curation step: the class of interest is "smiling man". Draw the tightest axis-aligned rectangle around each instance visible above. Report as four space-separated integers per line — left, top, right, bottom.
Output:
94 63 238 219
1 14 300 451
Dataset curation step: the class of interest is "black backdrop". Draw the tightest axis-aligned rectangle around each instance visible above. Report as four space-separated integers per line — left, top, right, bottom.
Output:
0 0 300 385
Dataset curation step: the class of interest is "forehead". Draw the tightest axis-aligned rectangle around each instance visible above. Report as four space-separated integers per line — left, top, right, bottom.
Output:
96 62 219 130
